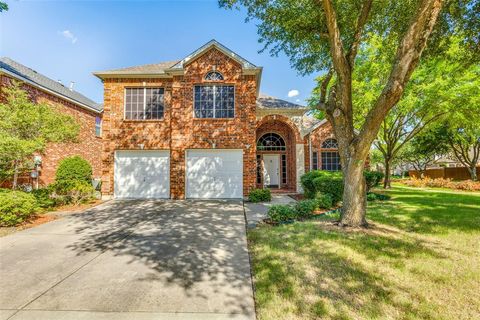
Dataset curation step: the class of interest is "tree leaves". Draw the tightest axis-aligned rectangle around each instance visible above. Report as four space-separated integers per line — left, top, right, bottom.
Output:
0 82 80 182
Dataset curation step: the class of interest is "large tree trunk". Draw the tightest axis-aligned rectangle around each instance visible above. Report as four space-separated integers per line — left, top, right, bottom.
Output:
340 155 368 227
468 165 478 181
383 158 392 189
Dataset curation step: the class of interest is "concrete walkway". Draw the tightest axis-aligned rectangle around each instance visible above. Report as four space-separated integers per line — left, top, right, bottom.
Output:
0 200 255 320
244 194 296 228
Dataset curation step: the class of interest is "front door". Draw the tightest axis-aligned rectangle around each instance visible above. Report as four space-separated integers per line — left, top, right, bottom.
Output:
263 154 280 188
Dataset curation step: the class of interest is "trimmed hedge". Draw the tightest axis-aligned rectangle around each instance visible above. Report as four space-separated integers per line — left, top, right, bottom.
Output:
267 204 296 223
312 171 344 204
55 156 92 184
315 193 333 209
294 199 318 219
301 170 385 204
300 170 324 199
248 188 272 203
0 189 39 226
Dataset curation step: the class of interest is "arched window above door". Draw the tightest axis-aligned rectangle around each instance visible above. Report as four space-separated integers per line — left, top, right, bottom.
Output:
257 133 286 151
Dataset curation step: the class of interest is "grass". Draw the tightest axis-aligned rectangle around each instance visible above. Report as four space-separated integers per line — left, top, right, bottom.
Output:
248 186 480 320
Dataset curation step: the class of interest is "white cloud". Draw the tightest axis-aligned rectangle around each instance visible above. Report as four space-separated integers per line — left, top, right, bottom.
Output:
287 89 299 98
59 30 77 44
296 99 300 102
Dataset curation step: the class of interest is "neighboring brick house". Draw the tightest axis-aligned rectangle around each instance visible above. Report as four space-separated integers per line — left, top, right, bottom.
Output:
94 40 338 199
0 57 103 187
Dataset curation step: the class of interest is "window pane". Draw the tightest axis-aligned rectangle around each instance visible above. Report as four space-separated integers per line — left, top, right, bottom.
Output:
194 85 234 118
145 88 164 119
125 88 145 120
321 151 341 171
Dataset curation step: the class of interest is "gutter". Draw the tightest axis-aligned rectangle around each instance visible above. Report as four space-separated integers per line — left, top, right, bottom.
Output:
1 69 102 114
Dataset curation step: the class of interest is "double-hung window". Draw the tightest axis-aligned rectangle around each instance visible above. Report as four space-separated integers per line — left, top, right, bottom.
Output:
194 85 234 119
125 88 164 120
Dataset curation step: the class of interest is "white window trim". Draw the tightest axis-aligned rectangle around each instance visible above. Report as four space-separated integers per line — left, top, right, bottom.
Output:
193 84 235 119
124 87 164 120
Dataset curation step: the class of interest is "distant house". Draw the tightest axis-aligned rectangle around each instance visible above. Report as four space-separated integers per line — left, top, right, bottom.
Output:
94 40 338 199
0 57 103 187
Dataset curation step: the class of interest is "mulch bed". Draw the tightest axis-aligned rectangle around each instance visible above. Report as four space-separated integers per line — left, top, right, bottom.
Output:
0 200 104 237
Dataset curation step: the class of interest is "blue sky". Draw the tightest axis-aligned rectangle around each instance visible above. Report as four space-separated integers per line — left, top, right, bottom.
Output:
0 0 319 104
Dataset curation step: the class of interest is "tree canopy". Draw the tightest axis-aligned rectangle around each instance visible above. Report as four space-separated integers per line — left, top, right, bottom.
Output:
221 0 479 226
0 82 80 187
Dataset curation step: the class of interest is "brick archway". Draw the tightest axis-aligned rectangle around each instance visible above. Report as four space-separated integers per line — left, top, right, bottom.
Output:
256 116 299 191
256 114 302 143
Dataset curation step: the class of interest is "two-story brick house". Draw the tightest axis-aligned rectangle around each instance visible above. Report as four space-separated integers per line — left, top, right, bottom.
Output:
94 40 338 199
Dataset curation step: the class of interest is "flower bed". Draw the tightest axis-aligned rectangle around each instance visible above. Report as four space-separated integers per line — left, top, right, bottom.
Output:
401 177 480 192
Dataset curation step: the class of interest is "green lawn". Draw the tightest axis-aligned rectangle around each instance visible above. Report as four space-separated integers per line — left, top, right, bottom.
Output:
248 186 480 320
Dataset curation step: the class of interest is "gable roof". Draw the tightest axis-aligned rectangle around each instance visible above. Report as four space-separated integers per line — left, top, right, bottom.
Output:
0 57 102 113
93 40 262 79
256 94 308 110
168 39 260 72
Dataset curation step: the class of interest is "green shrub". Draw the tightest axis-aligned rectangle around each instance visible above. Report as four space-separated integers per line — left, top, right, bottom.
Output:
315 193 333 209
248 188 272 202
300 170 324 199
0 190 39 226
295 199 318 219
55 156 92 184
31 188 55 209
51 180 95 205
367 192 391 201
364 171 385 192
267 204 296 223
312 171 344 205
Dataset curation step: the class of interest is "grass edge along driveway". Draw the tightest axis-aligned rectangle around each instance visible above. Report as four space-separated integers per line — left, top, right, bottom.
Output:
248 186 480 320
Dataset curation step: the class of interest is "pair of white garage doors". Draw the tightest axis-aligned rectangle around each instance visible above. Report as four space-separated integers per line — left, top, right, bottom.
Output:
114 149 243 199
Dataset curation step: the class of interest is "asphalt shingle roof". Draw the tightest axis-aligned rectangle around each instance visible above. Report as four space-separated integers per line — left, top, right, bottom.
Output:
256 93 307 109
95 60 181 75
0 57 102 113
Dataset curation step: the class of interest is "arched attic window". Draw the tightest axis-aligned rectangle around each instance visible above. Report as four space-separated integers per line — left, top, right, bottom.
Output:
321 138 338 149
204 71 224 81
257 133 286 151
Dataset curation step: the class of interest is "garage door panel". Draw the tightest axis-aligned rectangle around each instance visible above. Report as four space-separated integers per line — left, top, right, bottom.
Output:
186 150 243 199
114 150 170 199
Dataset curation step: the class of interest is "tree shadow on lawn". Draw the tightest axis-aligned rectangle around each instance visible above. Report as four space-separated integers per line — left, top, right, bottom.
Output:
249 222 446 319
367 188 480 234
63 200 253 316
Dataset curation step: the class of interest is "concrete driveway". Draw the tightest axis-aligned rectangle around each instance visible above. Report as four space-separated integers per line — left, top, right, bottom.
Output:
0 200 255 320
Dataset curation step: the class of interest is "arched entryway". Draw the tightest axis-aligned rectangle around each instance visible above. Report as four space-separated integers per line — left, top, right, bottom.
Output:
256 116 300 191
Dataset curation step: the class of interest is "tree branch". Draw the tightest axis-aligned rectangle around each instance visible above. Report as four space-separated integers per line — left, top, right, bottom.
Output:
317 68 334 110
347 0 373 67
356 0 444 153
320 0 350 85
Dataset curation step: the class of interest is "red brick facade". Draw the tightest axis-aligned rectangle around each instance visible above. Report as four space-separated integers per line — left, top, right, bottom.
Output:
101 48 258 199
100 45 337 198
0 75 102 186
255 114 303 191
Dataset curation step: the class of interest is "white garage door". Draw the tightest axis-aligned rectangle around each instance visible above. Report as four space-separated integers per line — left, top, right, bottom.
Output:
186 149 243 199
114 150 170 199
